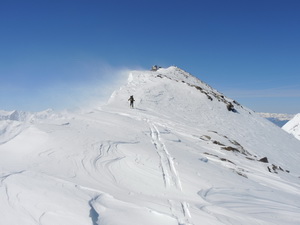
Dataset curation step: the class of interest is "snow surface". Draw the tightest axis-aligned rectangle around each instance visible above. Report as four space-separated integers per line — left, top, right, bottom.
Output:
1 66 300 225
282 113 300 141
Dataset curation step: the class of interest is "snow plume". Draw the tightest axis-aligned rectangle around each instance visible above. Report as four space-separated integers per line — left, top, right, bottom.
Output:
48 66 131 112
39 64 133 112
0 59 139 112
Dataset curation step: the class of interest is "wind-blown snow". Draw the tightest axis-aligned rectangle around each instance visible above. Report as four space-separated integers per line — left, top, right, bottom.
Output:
1 66 300 225
282 113 300 141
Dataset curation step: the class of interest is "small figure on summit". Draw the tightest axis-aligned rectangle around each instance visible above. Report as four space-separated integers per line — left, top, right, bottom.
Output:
151 65 161 71
128 95 135 108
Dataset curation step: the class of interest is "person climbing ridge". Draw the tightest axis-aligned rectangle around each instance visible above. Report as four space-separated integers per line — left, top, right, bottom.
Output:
128 95 135 108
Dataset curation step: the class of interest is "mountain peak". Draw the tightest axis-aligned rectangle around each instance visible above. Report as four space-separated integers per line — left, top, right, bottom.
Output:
109 66 244 121
106 66 300 171
151 66 207 86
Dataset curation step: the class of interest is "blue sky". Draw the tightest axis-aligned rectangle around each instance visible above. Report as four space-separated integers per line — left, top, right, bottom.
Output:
0 0 299 113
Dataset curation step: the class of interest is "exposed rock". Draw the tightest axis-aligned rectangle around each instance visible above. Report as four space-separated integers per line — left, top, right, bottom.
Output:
259 157 269 163
220 158 235 164
213 140 225 146
227 102 235 112
200 135 211 141
221 146 239 152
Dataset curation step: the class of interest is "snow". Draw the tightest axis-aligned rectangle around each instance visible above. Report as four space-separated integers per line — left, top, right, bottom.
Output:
1 66 300 225
282 113 300 141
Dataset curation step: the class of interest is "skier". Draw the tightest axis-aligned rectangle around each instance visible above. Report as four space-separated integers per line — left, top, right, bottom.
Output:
128 95 135 108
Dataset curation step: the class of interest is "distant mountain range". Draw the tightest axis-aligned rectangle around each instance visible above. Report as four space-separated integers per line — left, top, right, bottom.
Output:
257 112 295 127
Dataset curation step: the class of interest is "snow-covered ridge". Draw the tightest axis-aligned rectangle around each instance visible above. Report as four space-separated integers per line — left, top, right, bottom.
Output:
108 66 247 117
0 110 29 121
108 66 300 174
156 67 243 110
0 109 64 145
1 66 300 225
0 109 58 122
282 113 300 140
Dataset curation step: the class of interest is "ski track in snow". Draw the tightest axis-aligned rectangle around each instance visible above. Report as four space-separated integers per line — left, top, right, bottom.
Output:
109 109 193 225
146 119 195 225
147 119 182 191
117 108 193 225
169 200 193 225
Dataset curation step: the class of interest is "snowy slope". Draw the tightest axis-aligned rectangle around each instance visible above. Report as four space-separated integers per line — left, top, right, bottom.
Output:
1 66 300 225
282 113 300 141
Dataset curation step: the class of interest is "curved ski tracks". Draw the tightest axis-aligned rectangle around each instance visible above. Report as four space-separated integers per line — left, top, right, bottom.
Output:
147 120 182 191
147 119 195 225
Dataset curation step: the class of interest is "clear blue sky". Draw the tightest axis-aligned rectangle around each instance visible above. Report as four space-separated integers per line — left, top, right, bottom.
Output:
1 0 299 113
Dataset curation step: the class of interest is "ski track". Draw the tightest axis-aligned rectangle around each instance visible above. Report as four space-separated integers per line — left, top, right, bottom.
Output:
147 119 182 191
146 119 194 225
123 110 197 225
169 200 193 225
79 112 195 225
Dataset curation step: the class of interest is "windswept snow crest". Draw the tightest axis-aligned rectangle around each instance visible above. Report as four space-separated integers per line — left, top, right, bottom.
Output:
0 109 58 122
1 66 300 225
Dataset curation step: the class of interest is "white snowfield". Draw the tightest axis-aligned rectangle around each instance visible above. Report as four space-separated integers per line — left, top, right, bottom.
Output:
1 66 300 225
282 113 300 141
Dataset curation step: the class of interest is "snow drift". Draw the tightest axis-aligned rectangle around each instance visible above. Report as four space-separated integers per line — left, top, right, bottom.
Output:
0 66 300 225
